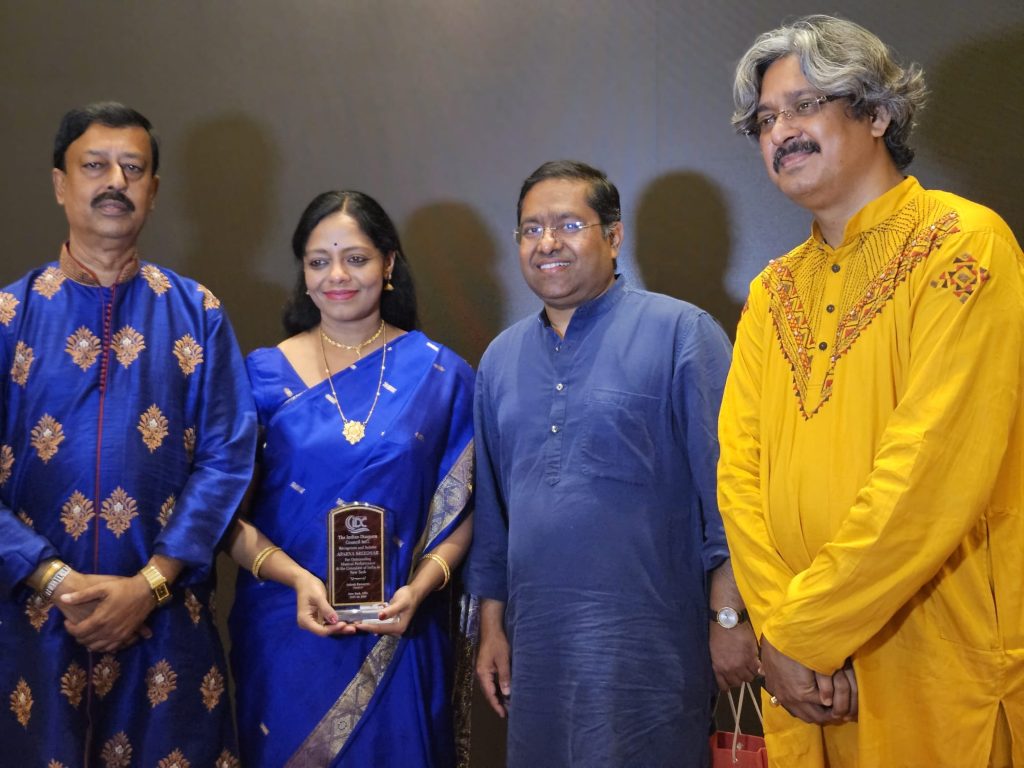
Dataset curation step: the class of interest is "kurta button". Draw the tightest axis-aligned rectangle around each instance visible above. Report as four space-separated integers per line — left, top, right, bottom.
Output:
550 425 559 433
555 383 564 391
818 341 828 351
826 304 835 313
831 263 841 273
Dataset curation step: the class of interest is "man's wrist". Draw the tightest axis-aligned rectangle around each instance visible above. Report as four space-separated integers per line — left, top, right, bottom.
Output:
139 563 172 607
709 606 749 629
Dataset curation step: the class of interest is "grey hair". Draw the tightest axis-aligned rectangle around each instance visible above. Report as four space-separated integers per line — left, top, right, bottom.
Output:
732 14 927 169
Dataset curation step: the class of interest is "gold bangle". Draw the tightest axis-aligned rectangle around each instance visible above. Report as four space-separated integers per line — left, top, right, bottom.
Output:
251 545 282 580
36 559 66 593
420 552 450 591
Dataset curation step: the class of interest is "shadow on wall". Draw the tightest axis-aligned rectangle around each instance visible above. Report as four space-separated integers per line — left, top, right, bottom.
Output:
179 114 289 353
916 26 1024 235
403 202 504 368
633 172 743 339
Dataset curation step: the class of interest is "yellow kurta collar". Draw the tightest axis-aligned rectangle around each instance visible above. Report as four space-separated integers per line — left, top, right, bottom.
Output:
811 176 922 248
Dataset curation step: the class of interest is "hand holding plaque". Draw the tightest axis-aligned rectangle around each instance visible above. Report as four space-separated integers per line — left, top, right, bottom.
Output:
327 502 398 623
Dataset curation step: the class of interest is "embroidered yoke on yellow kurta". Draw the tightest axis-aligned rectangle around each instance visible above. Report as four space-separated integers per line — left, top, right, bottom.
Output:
718 177 1024 767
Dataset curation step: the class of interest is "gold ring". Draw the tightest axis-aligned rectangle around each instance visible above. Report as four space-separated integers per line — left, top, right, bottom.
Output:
769 695 780 707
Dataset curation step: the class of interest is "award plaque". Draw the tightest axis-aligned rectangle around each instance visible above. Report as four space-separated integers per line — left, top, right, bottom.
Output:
327 502 396 623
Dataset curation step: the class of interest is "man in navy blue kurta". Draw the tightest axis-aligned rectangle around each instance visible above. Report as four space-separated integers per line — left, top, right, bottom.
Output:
466 161 759 767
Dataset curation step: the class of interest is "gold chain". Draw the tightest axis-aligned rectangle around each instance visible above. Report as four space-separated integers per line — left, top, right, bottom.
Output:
320 324 388 445
320 319 385 359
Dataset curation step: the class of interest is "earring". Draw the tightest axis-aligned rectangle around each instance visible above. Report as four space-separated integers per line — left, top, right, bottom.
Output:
384 273 394 292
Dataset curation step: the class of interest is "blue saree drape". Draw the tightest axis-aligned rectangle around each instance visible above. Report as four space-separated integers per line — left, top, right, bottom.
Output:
230 331 474 768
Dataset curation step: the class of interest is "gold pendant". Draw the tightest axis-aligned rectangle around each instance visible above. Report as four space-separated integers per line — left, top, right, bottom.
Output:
342 420 366 445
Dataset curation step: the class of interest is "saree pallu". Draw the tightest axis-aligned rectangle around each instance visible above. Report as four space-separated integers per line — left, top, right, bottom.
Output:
230 331 475 768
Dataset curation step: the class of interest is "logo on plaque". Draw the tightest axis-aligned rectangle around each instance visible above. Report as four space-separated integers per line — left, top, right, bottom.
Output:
327 502 390 622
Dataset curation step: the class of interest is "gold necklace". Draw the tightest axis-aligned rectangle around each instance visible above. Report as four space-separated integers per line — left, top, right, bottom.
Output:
320 325 388 445
320 319 385 359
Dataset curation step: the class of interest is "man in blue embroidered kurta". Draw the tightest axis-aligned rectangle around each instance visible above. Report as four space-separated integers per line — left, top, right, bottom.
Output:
0 103 255 766
466 161 759 767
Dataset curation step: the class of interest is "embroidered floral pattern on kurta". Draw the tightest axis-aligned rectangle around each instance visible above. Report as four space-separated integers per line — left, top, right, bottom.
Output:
185 590 202 624
61 491 94 540
32 268 65 299
111 326 145 367
10 679 32 727
146 660 178 707
60 662 87 708
11 341 34 387
157 749 190 768
158 494 176 527
200 666 225 711
142 265 172 296
138 404 169 452
65 326 102 371
100 487 138 537
0 292 18 325
92 655 120 698
173 335 204 374
100 732 132 768
198 284 221 310
24 593 51 631
30 415 64 462
215 750 240 768
184 427 197 462
0 445 13 485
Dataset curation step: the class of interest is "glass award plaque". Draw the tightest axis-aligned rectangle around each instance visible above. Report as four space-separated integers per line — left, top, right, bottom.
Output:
327 501 396 623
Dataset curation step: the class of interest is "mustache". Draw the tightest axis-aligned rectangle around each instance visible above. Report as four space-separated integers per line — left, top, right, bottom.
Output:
773 140 820 173
91 190 135 211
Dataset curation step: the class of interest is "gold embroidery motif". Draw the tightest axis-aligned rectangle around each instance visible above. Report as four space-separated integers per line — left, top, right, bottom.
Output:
31 415 65 463
0 445 13 485
60 662 87 708
425 441 474 545
765 205 959 419
183 427 197 462
185 589 202 624
100 487 138 538
47 761 67 768
173 334 204 375
25 593 52 631
65 326 102 371
197 284 221 310
11 341 34 387
61 491 95 540
159 494 176 527
215 750 241 768
92 654 121 698
9 678 32 727
32 267 66 299
138 404 169 452
16 509 32 527
157 749 190 768
146 659 178 707
111 326 145 367
0 292 19 325
200 666 225 711
142 265 172 296
100 732 132 768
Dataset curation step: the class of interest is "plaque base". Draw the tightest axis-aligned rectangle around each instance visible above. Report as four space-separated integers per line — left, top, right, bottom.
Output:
335 603 399 624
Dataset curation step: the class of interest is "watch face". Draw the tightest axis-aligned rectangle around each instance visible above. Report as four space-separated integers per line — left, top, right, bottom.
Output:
717 607 739 629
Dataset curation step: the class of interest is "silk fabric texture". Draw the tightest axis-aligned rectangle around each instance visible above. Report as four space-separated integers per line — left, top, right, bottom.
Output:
719 177 1024 766
0 251 256 767
230 331 474 767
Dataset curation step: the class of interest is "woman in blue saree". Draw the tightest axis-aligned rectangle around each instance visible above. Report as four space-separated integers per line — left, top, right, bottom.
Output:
227 191 474 767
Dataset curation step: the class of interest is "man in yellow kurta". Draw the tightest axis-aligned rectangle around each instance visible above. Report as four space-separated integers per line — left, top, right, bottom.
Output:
719 15 1024 767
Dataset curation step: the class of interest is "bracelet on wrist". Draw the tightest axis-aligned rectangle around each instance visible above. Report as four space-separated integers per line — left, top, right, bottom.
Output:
251 545 282 580
420 552 451 591
42 564 72 599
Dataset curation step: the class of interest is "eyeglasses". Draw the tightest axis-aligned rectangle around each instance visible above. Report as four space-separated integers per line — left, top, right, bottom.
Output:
745 94 840 137
514 221 604 244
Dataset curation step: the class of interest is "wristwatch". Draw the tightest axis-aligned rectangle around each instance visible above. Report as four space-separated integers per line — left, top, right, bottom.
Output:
709 606 749 629
140 563 172 607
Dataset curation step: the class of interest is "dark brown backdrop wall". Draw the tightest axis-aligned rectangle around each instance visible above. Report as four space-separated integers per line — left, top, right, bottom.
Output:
3 0 1022 764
